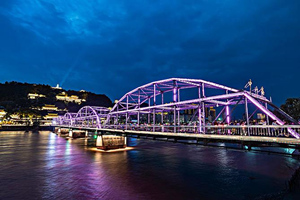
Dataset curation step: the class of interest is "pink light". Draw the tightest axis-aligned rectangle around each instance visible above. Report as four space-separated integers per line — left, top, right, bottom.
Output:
226 106 230 124
244 93 280 123
244 93 300 139
173 88 177 102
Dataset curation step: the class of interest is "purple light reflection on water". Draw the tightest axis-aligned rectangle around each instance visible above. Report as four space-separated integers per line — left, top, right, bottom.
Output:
0 131 299 200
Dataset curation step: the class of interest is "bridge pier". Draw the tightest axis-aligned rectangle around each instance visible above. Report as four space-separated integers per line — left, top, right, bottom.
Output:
68 129 73 138
57 128 61 136
96 133 127 150
124 135 127 146
96 135 103 148
67 129 86 138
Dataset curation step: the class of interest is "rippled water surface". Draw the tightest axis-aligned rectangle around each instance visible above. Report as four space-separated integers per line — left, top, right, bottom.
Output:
0 131 300 200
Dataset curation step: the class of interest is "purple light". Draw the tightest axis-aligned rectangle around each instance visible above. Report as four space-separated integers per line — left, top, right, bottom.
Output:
54 78 300 140
244 93 282 123
226 106 230 124
245 93 300 139
173 88 177 102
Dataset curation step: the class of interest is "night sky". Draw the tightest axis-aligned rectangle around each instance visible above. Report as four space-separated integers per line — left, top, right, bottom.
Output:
0 0 299 105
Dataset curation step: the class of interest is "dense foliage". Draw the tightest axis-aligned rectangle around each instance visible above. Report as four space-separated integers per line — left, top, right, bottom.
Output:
280 98 300 121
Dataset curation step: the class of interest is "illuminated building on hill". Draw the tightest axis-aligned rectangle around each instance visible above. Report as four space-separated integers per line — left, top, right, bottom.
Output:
56 92 86 104
27 93 46 99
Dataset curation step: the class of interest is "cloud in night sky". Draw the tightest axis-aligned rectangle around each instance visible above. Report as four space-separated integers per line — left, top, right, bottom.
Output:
0 0 299 105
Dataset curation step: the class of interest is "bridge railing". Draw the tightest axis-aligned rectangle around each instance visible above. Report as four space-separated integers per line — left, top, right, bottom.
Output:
103 124 300 138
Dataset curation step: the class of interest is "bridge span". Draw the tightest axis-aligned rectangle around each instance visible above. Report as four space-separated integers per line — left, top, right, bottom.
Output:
53 78 300 150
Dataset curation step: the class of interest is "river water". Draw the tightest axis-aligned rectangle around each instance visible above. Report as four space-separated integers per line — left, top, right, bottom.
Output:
0 131 299 200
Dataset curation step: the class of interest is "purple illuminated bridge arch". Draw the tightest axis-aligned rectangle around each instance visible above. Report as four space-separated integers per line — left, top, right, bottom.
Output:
54 78 300 139
105 78 300 139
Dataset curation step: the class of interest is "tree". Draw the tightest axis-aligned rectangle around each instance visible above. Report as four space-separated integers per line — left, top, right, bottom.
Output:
280 98 300 121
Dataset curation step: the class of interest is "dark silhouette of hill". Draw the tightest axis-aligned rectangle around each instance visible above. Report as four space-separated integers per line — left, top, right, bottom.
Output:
0 81 112 116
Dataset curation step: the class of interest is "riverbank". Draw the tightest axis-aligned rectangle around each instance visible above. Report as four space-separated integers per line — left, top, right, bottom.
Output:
0 125 54 131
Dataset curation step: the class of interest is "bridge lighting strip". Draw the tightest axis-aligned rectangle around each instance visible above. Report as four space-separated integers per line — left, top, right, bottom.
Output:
244 93 300 139
109 78 241 112
110 92 245 115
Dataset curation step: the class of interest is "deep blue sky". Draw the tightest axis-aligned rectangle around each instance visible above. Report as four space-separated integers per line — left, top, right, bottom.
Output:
0 0 299 105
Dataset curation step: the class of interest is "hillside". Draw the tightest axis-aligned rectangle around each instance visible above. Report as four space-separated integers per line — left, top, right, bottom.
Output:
0 81 112 118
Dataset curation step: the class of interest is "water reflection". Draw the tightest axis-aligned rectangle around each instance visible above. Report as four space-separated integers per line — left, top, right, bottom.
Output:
0 131 299 200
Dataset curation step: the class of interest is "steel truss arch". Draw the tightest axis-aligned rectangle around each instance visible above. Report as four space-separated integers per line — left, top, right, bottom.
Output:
105 78 299 139
54 78 300 139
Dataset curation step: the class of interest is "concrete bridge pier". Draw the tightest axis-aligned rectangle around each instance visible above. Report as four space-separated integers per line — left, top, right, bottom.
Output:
96 132 127 150
96 134 103 148
57 128 61 136
123 134 127 146
68 129 73 138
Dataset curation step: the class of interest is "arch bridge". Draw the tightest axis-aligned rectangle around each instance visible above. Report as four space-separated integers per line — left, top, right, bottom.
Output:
53 78 300 147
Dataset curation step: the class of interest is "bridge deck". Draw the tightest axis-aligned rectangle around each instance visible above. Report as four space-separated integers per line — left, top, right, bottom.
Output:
56 126 300 146
102 129 300 145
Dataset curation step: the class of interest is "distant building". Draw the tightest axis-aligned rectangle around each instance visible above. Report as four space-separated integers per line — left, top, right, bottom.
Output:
56 92 86 104
206 107 216 121
257 113 265 120
42 104 58 111
10 114 20 119
44 113 58 119
28 93 46 99
0 110 6 119
52 84 62 90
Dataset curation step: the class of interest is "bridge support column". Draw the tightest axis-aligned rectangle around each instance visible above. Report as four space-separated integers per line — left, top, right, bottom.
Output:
202 102 205 133
68 129 73 138
85 130 88 137
96 134 127 150
198 105 202 133
265 102 270 136
161 92 164 132
96 135 104 148
153 109 155 132
245 97 250 136
57 128 61 136
174 107 176 133
124 136 127 146
126 113 128 130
